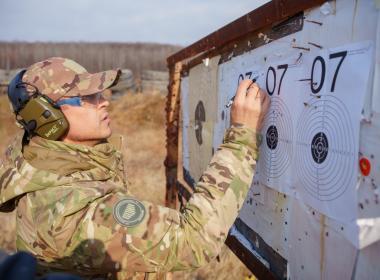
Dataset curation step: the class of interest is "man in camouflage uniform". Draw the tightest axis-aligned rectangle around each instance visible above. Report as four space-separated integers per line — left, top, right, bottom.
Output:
0 57 269 279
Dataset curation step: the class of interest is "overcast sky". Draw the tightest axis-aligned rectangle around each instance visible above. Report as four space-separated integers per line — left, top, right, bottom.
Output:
0 0 270 46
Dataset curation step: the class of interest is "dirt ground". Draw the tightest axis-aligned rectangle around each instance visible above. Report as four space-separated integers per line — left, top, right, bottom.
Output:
0 93 254 279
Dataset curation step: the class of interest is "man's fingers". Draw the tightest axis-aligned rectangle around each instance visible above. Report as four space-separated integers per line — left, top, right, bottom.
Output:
256 88 267 103
235 79 253 104
246 83 260 103
262 91 271 112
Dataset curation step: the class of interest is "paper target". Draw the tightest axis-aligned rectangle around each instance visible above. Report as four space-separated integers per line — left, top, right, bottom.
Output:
194 101 206 145
295 95 355 201
259 96 293 181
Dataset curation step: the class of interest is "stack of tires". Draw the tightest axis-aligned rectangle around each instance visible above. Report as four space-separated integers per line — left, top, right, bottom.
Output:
111 69 135 97
141 70 169 95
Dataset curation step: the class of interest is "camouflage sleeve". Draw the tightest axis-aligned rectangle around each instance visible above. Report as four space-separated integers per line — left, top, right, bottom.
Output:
54 126 260 276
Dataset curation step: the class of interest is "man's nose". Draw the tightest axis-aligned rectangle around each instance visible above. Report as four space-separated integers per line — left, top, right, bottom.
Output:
97 93 110 108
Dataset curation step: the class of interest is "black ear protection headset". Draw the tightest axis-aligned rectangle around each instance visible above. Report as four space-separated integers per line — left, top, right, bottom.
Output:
7 70 69 140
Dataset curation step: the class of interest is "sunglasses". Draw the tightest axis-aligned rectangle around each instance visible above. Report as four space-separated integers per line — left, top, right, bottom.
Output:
56 92 108 107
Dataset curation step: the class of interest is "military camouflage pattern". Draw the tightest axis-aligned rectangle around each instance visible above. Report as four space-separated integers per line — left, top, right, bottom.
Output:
22 57 120 101
0 126 260 279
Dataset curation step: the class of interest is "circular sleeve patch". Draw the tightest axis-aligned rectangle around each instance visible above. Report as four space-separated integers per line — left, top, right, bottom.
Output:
113 198 146 227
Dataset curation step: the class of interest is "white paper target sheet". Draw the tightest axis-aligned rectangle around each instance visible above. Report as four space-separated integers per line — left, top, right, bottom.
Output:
217 41 374 222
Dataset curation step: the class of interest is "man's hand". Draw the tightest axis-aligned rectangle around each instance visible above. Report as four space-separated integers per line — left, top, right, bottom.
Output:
230 79 270 132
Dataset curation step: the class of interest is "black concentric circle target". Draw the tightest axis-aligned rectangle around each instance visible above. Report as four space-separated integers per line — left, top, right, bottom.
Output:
295 95 355 201
266 125 278 150
259 96 293 180
311 132 328 164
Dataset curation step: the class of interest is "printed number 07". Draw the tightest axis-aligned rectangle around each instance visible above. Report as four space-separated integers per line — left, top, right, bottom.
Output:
311 51 347 94
266 64 288 96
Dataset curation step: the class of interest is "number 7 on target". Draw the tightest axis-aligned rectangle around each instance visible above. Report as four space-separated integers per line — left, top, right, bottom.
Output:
310 51 347 94
265 64 288 96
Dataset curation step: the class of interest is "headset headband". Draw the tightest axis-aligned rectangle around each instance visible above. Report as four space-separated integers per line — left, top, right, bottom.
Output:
7 70 31 113
7 70 69 141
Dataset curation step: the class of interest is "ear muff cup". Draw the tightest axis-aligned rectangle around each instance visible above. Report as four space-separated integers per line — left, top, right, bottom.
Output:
8 70 69 140
18 95 69 140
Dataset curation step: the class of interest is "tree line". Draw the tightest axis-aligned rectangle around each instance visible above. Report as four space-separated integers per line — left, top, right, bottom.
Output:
0 42 181 77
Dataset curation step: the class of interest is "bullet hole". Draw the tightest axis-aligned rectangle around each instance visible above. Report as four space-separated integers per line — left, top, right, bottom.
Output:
359 203 364 209
341 226 344 231
280 208 283 213
305 231 308 236
285 221 288 225
249 198 253 204
312 211 315 215
301 265 304 270
325 232 329 237
370 154 374 159
253 211 255 215
221 110 225 121
284 194 287 198
298 238 301 241
270 222 273 226
286 208 289 211
365 199 370 204
284 238 287 242
264 57 267 62
255 202 258 206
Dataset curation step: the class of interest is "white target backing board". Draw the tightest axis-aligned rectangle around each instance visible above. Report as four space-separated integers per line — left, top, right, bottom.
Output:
181 56 220 185
178 0 380 278
216 41 373 222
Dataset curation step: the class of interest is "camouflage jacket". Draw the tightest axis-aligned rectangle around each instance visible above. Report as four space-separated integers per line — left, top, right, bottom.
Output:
0 127 260 279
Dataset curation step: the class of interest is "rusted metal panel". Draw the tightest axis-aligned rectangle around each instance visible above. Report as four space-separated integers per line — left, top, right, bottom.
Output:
180 11 304 78
167 0 326 66
165 61 182 209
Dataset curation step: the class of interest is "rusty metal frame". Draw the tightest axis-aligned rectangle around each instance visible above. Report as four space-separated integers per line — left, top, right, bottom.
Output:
165 0 326 277
165 61 182 209
167 0 326 67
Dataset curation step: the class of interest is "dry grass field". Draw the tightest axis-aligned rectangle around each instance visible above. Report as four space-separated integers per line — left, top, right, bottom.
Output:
0 92 253 279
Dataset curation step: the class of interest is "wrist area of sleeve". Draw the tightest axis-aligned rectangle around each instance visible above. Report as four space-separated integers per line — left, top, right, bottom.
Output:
223 125 262 156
